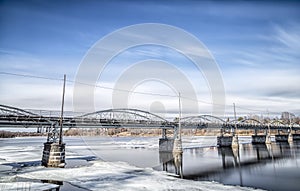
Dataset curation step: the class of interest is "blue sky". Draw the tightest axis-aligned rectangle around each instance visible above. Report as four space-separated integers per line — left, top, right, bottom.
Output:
0 0 300 117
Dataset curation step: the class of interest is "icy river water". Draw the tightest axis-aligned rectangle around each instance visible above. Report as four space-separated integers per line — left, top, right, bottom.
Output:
0 136 300 191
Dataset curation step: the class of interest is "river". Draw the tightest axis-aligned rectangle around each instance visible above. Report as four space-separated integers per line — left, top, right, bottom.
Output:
0 136 299 190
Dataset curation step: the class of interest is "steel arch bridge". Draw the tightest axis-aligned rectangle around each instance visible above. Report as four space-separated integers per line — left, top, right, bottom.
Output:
1 104 299 131
1 104 300 141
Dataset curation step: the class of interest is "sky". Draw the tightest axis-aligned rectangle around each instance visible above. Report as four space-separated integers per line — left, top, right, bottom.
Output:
0 0 299 118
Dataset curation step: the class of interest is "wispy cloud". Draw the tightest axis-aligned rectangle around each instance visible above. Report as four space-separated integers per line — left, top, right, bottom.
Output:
1 1 300 117
273 24 300 51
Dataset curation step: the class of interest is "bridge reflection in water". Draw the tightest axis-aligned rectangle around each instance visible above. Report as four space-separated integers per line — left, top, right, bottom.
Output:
157 141 300 191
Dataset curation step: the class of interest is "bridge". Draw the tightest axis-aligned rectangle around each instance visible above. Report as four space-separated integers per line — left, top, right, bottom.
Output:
1 104 300 167
1 104 299 132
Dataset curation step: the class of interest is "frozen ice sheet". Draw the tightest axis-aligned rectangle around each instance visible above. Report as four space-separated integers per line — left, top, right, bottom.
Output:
17 161 265 191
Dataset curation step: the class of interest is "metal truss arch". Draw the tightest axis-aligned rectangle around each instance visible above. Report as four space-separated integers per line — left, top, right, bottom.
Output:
269 119 285 125
235 118 262 125
0 104 38 116
75 108 174 128
181 115 225 123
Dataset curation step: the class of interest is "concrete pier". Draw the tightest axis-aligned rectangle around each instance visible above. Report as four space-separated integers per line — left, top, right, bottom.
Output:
252 135 266 144
288 133 300 142
42 142 65 167
275 135 288 142
159 138 174 152
292 134 300 140
217 136 233 147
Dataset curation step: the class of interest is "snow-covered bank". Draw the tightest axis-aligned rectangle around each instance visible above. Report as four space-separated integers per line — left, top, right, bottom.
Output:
0 182 59 191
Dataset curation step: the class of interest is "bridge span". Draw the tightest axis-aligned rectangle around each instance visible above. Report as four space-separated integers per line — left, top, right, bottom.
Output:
1 104 300 167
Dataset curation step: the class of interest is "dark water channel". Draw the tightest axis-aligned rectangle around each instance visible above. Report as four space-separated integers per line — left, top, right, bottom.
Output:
156 141 300 191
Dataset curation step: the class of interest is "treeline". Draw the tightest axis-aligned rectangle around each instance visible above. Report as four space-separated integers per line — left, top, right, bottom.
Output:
0 131 16 138
0 130 47 138
64 128 207 137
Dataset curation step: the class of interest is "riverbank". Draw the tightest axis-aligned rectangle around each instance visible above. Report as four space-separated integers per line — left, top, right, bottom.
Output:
1 128 287 138
0 130 48 138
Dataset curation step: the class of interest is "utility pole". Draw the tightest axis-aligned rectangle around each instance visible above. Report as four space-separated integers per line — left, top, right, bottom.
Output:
172 92 183 178
178 92 182 140
267 109 270 134
232 103 238 136
42 74 66 168
233 103 237 130
288 112 293 143
59 74 66 145
173 92 183 154
232 103 239 148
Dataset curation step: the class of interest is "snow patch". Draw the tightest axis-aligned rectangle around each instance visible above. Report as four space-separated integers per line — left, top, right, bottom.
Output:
17 161 265 191
0 182 59 191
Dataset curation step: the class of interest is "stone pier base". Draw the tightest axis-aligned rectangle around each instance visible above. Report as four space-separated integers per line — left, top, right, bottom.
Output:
252 135 266 144
42 142 65 168
275 135 288 142
217 136 233 147
159 138 174 152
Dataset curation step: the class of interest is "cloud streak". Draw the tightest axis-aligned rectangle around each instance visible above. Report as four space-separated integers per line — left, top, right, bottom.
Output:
0 1 299 117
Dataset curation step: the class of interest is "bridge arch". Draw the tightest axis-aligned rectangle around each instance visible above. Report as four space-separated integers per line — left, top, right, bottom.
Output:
75 108 174 128
0 104 53 127
0 104 38 117
230 118 263 125
269 119 285 126
181 115 225 124
180 115 225 130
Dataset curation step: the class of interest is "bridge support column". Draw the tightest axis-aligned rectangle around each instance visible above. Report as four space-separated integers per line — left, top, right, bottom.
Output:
159 128 175 152
252 135 266 144
162 129 167 139
275 134 288 142
217 136 233 147
42 142 65 168
254 128 258 136
292 134 300 141
159 138 174 152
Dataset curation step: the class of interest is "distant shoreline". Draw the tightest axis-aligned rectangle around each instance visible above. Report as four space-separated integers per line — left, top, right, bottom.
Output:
0 128 283 139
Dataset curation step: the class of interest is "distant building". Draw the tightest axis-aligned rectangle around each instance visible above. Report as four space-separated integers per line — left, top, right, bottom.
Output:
281 112 295 120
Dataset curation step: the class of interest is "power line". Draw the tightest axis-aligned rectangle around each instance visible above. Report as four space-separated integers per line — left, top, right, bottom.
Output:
0 71 288 114
0 72 63 81
73 80 179 98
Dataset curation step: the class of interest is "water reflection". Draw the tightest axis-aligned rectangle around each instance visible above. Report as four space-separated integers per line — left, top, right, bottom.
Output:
218 147 239 169
159 141 300 191
159 152 183 178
